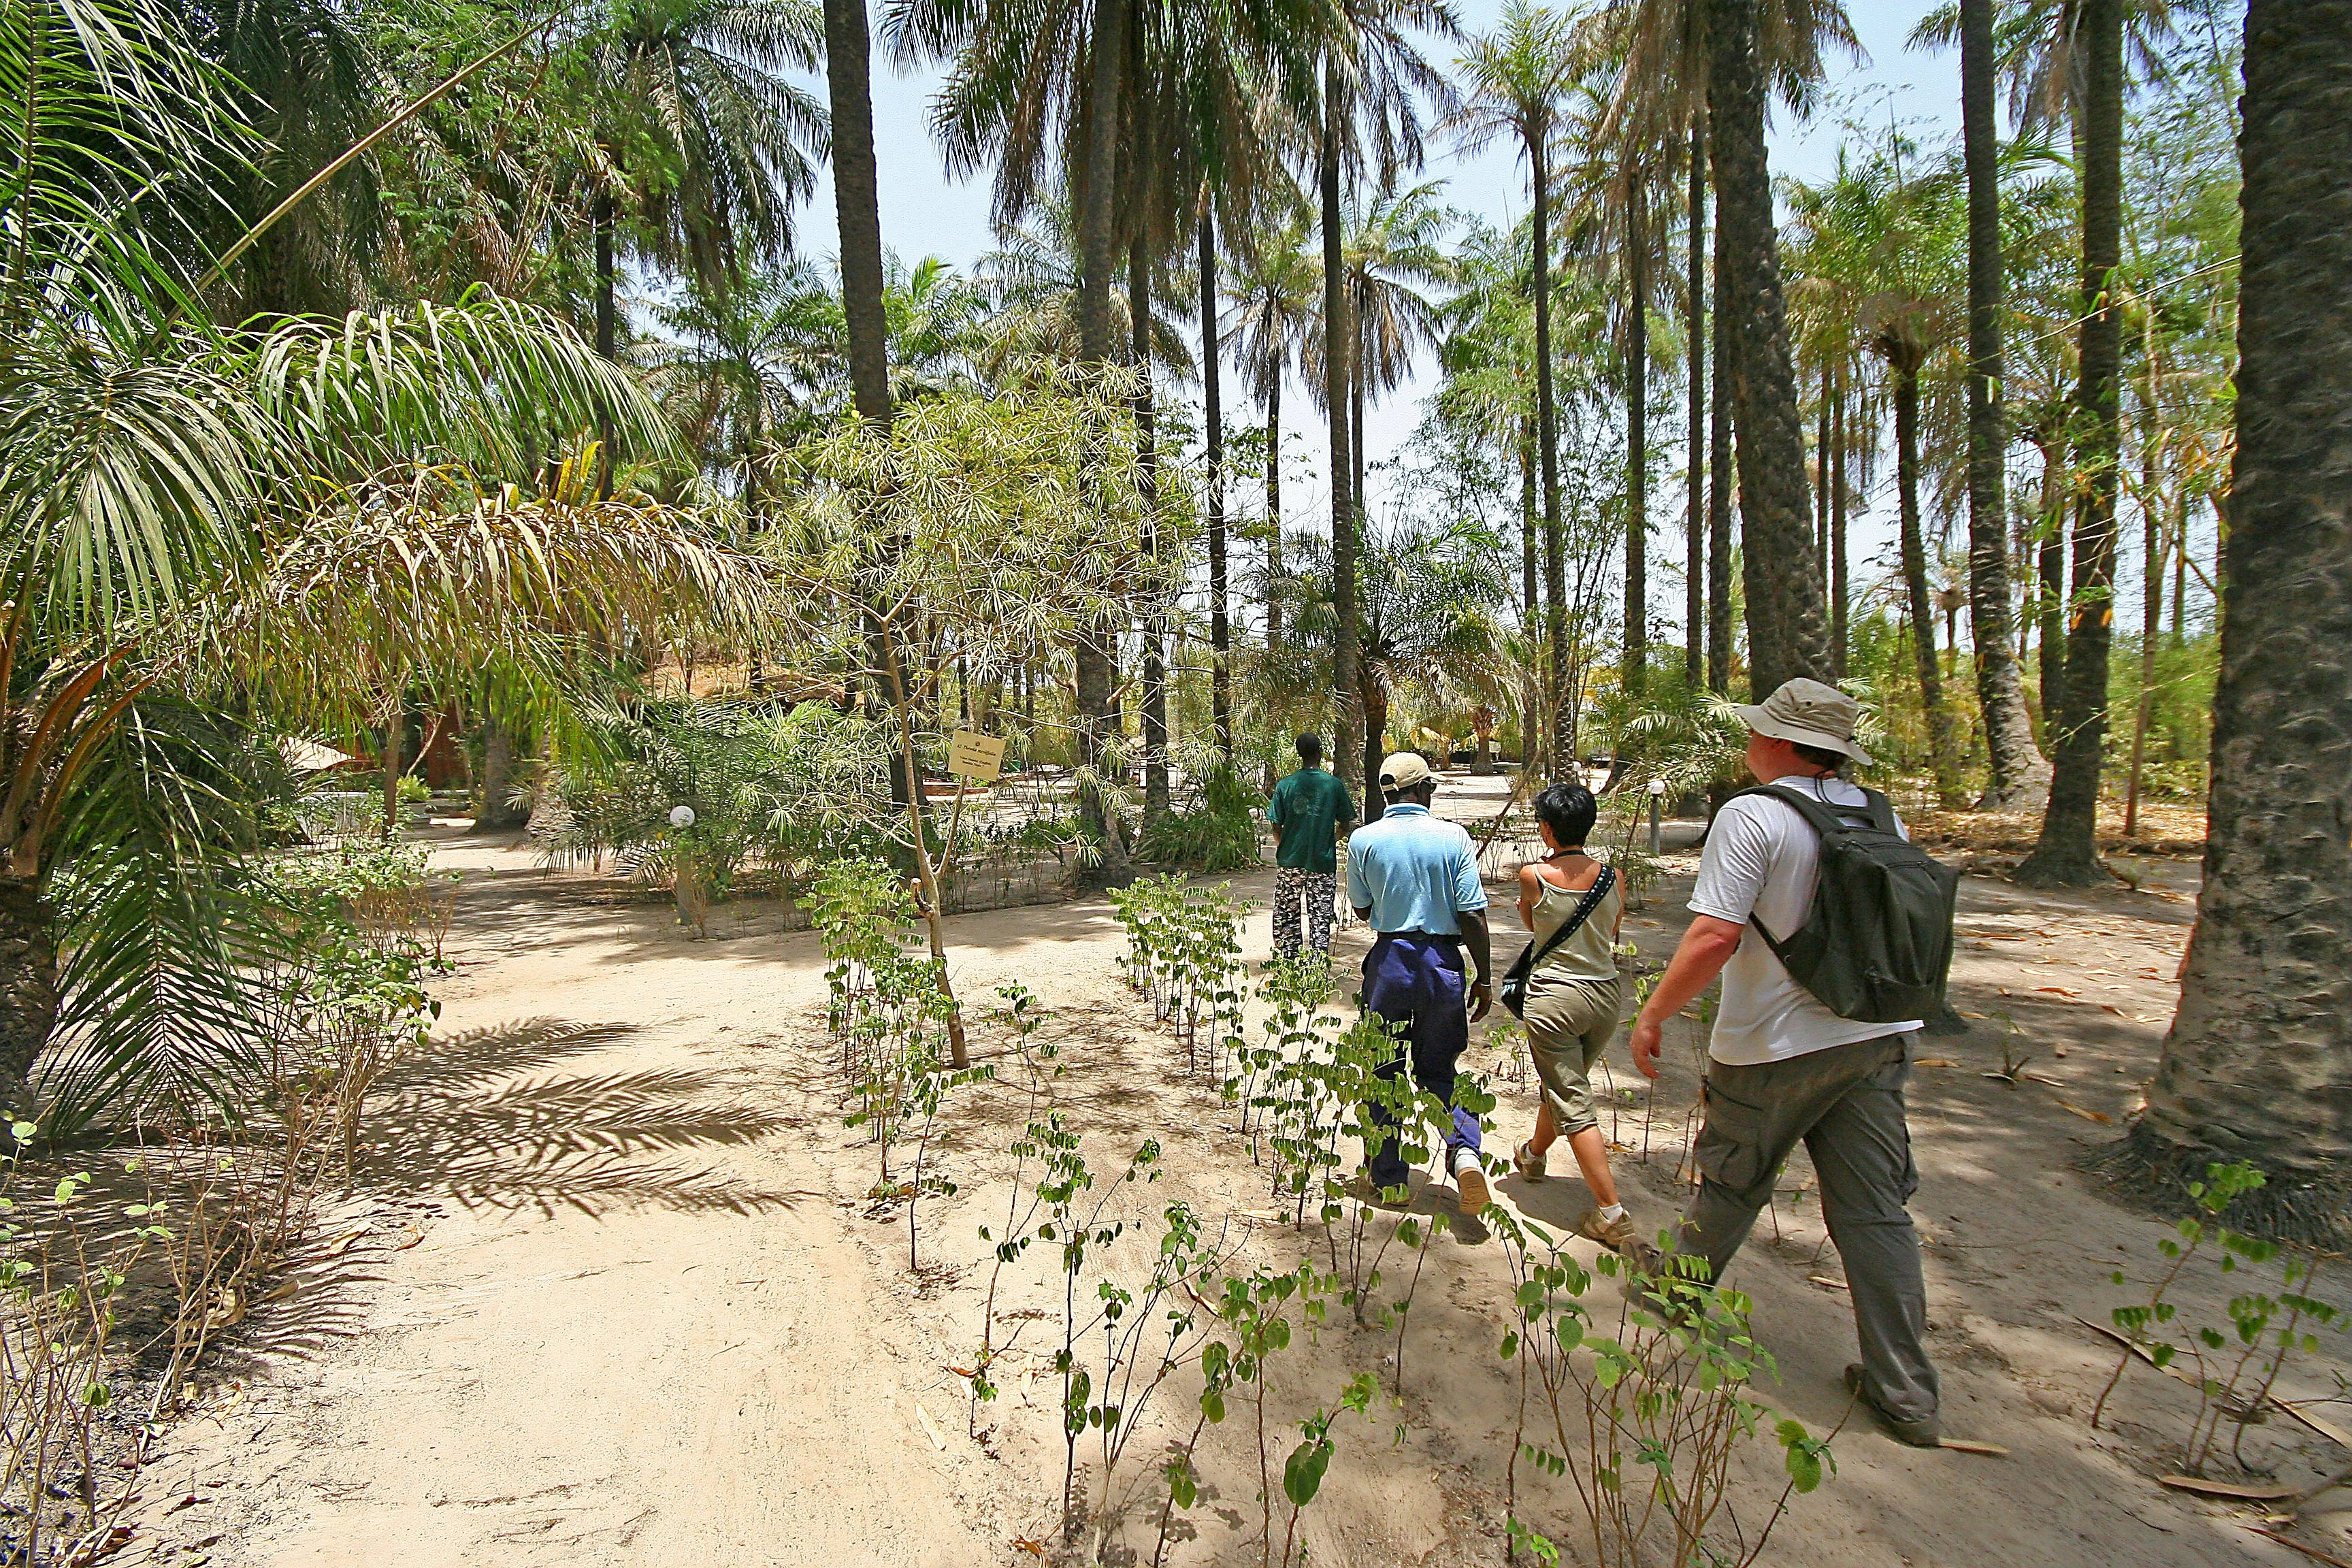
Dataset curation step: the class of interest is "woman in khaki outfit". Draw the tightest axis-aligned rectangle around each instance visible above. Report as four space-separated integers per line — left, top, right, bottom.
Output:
1510 783 1650 1262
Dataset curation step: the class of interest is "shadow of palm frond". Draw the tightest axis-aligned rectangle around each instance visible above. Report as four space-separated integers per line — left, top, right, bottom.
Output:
384 1017 642 1098
365 1018 806 1219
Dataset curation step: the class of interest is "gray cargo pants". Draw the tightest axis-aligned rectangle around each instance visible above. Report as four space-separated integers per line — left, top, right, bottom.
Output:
1674 1031 1938 1426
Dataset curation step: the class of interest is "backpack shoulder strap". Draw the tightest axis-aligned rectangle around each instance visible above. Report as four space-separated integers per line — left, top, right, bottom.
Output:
1856 787 1901 836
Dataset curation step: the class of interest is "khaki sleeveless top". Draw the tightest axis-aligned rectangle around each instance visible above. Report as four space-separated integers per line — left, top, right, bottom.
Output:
1526 870 1622 983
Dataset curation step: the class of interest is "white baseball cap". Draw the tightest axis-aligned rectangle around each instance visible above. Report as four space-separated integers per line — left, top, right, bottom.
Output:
1379 751 1433 790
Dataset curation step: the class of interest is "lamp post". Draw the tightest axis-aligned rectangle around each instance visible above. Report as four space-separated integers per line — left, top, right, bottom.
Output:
1646 777 1667 857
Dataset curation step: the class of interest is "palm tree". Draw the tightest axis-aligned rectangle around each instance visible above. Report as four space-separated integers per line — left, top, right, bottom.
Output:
1703 0 1829 695
1356 520 1512 767
581 0 828 359
1784 144 1966 804
1227 210 1321 659
2121 0 2352 1236
1450 0 1577 758
0 0 714 1102
1944 0 2049 809
2015 0 2125 885
1313 0 1458 805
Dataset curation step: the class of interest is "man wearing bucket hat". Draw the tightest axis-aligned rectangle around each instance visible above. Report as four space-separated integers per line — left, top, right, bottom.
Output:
1627 678 1944 1448
1345 752 1495 1214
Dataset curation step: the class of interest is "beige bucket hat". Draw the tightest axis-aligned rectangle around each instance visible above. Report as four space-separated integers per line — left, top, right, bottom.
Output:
1378 751 1434 790
1733 678 1874 766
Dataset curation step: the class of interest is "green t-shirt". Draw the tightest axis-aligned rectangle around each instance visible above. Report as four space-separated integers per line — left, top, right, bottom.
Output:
1267 766 1357 873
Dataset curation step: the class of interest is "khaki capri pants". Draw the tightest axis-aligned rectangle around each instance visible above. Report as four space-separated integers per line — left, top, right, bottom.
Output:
1520 973 1627 1138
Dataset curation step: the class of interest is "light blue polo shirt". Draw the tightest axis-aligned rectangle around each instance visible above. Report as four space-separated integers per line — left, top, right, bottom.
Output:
1345 803 1488 934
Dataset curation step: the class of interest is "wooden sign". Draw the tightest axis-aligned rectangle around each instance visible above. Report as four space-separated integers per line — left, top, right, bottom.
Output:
947 730 1007 783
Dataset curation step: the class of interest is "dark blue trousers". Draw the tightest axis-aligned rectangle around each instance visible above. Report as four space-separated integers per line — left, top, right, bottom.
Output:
1361 933 1481 1188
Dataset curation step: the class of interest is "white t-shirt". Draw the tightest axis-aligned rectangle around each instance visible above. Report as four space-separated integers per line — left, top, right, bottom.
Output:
1688 774 1925 1065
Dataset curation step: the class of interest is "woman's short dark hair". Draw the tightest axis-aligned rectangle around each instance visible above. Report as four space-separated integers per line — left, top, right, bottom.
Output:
1533 782 1597 847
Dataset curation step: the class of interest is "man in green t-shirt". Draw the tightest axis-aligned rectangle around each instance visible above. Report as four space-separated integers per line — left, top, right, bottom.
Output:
1266 733 1358 961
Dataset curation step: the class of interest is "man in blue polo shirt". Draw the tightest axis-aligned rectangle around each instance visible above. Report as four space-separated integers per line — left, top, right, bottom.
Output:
1348 752 1494 1213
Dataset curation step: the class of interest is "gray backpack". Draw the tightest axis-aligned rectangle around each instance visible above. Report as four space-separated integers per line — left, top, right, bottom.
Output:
1728 783 1961 1024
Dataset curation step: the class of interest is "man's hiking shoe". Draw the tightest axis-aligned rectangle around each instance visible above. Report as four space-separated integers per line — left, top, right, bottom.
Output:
1575 1207 1661 1273
1514 1141 1547 1181
1452 1149 1490 1215
1844 1364 1941 1448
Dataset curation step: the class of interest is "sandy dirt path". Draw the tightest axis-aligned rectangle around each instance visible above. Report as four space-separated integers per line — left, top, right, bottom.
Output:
125 821 2342 1568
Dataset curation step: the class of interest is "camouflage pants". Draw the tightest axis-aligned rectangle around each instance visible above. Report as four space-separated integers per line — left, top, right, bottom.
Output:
1271 868 1337 961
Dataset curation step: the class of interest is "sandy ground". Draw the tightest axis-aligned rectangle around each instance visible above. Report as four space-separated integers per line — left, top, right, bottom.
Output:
120 792 2352 1568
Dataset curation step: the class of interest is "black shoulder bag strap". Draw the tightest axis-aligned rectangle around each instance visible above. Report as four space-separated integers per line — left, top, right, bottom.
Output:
1501 865 1617 1016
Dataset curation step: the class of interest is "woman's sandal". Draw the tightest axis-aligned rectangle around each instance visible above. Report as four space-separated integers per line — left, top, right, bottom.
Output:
1514 1141 1548 1181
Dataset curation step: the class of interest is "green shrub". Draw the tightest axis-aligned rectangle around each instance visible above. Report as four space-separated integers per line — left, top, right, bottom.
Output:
1135 762 1264 872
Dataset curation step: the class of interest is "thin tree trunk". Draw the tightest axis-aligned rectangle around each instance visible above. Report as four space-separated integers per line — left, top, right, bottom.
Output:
1133 235 1169 822
2129 0 2352 1228
1266 378 1283 649
1073 0 1130 870
1707 195 1733 697
593 191 617 498
1963 0 2049 811
2019 0 2124 885
1686 114 1706 691
824 0 919 830
1202 212 1231 758
380 698 406 842
1814 370 1831 595
1531 127 1569 776
0 879 59 1106
1708 0 1830 696
1520 419 1541 770
2125 333 2166 840
1894 361 1963 805
1320 64 1364 811
1831 361 1849 677
2036 436 2068 744
1624 177 1648 698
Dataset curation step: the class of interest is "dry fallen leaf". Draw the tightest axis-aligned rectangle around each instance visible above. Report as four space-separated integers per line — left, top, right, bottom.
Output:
915 1403 948 1452
1912 1058 1955 1068
1806 1275 1849 1292
395 1223 424 1250
1013 1540 1047 1558
322 1226 368 1258
2034 985 2080 998
261 1279 299 1304
1938 1439 2010 1457
2055 1100 2112 1124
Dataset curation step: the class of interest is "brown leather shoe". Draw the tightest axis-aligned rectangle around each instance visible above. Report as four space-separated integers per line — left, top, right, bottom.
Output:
1575 1206 1661 1273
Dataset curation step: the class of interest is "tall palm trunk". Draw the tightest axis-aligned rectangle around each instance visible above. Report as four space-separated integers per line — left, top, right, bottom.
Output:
1320 65 1364 811
1073 0 1129 867
1814 372 1830 591
1520 419 1541 772
1707 0 1829 696
1893 357 1962 805
1624 177 1648 699
1201 212 1231 757
1685 115 1705 691
2127 0 2352 1232
0 878 58 1107
1265 378 1283 649
823 0 903 811
2124 331 2166 839
1961 0 2048 810
1133 236 1169 821
1530 126 1569 777
2019 0 2123 885
593 191 617 497
2034 432 2067 740
1831 362 1848 676
1707 203 1733 697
